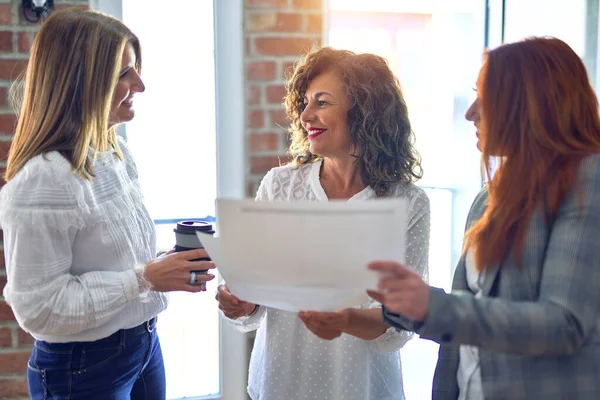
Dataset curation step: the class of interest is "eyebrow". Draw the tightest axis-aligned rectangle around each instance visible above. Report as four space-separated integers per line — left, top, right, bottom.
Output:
304 91 333 100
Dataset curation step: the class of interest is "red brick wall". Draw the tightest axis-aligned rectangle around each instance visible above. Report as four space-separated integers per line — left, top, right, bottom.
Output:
244 0 323 196
0 2 88 398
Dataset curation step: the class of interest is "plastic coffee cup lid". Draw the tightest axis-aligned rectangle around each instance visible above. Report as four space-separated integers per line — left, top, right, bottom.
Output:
174 220 214 234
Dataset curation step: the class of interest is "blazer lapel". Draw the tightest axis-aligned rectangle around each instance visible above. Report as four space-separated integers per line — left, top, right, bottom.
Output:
464 189 501 296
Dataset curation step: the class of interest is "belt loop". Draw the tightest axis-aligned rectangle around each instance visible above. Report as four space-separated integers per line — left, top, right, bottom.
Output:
146 317 157 333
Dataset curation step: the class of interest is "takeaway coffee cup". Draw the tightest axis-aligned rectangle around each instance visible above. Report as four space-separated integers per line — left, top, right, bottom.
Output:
174 220 214 283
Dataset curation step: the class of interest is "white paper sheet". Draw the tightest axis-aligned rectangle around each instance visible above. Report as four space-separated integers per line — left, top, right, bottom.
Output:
197 198 406 312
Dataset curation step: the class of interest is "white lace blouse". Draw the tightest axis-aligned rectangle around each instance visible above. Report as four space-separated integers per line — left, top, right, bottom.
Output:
227 160 430 400
0 138 167 343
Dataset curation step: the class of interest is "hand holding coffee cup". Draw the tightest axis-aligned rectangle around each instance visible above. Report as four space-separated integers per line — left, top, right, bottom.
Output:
173 220 215 291
144 249 215 293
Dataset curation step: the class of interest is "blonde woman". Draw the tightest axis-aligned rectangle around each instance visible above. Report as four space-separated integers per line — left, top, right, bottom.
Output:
0 7 215 399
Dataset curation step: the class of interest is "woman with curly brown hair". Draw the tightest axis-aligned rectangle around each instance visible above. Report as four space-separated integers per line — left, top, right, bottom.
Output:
216 47 430 400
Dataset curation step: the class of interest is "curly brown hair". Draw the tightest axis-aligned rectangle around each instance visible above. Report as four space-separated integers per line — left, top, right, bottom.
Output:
284 47 422 196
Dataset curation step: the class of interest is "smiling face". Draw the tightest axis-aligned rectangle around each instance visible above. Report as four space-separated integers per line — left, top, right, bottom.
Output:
300 70 352 159
465 65 486 151
108 42 145 128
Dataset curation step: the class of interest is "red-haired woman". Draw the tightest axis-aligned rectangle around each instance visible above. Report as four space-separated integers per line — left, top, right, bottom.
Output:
369 36 600 399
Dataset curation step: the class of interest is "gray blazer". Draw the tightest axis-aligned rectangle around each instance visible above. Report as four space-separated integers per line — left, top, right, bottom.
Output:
385 154 600 399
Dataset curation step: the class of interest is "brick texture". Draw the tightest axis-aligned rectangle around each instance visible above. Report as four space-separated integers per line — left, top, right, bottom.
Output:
0 2 90 399
245 0 323 195
0 379 28 399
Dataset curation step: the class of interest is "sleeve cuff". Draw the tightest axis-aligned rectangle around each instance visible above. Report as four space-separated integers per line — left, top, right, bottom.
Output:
121 269 140 301
370 325 413 352
414 287 459 343
223 305 266 332
382 305 423 332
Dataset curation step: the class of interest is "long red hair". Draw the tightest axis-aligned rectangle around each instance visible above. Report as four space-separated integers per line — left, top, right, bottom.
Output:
464 37 600 270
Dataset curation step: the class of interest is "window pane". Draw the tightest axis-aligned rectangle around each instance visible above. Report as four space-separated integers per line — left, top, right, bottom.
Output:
504 0 587 55
122 2 217 221
503 0 598 87
122 1 220 398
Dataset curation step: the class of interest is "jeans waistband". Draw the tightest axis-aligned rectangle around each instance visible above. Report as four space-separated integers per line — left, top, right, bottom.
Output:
33 317 158 353
101 317 158 343
123 317 157 337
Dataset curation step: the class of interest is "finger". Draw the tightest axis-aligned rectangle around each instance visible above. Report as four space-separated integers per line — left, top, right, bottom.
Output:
299 312 322 325
177 248 211 261
305 316 330 330
301 311 338 321
376 295 409 313
310 328 340 341
302 311 333 318
382 292 410 304
217 286 239 305
217 284 229 294
305 315 334 326
300 319 318 332
377 277 412 290
313 312 343 323
367 289 386 304
186 282 209 292
298 313 309 323
319 330 341 341
194 273 216 283
368 261 410 276
186 261 216 270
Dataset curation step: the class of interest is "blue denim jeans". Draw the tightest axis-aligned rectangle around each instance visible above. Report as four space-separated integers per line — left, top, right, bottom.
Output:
27 318 165 400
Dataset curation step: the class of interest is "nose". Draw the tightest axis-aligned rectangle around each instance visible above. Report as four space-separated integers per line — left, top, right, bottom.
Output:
465 98 479 122
300 103 316 125
132 70 146 93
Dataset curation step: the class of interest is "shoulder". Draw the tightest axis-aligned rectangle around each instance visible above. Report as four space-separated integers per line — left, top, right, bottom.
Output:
559 153 600 212
2 152 77 200
389 182 430 214
0 152 83 229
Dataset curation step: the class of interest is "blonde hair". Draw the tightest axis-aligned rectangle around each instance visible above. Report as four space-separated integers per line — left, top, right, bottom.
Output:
5 6 142 181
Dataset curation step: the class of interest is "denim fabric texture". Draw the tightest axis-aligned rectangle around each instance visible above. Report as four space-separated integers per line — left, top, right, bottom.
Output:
27 318 165 400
